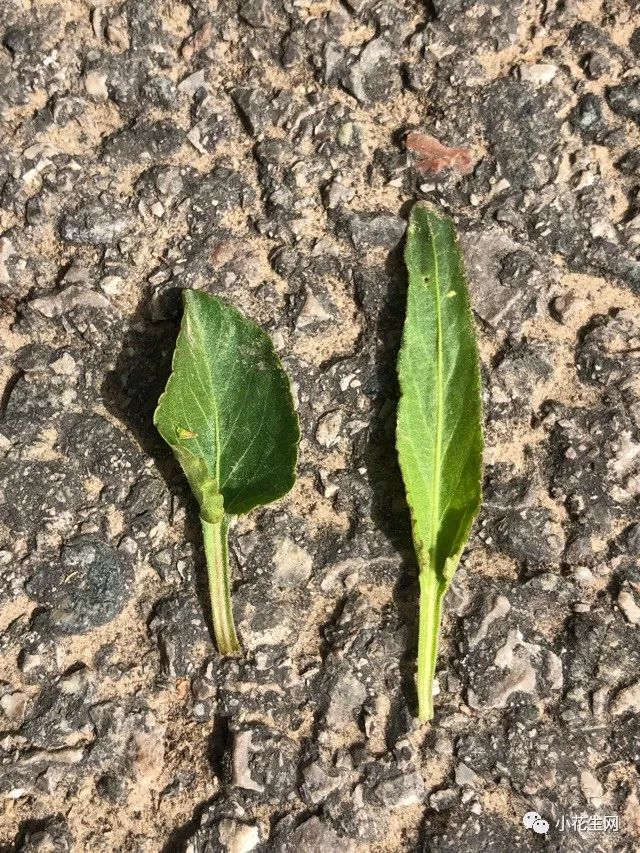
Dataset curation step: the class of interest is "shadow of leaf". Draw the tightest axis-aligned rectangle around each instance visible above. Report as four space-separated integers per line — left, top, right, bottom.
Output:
100 287 216 643
359 231 421 724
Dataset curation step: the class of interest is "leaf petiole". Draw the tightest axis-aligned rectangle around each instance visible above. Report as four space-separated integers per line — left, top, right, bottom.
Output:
417 570 445 722
201 514 240 655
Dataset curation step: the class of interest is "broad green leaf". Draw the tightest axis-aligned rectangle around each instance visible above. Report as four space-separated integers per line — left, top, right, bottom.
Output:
154 289 300 654
155 290 299 519
396 204 483 722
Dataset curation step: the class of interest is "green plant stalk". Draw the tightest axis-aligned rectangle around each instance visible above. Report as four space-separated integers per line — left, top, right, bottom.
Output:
201 514 240 655
417 570 445 722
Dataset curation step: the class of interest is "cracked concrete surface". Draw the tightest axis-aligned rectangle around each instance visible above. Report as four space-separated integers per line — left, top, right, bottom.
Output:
0 0 639 850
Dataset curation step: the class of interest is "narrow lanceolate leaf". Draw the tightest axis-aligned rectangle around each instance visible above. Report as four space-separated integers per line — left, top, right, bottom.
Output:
154 289 299 655
396 204 483 722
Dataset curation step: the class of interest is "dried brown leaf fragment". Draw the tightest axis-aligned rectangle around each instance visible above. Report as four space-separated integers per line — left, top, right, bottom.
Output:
406 131 475 176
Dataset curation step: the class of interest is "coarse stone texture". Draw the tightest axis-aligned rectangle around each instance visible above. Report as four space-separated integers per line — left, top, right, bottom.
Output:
0 0 639 851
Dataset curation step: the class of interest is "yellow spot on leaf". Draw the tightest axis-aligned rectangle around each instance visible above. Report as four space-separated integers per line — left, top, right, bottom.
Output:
176 427 198 439
447 290 457 298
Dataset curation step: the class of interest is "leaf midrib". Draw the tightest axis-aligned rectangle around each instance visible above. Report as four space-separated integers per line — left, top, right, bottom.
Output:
187 302 274 499
188 306 222 487
428 218 444 574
